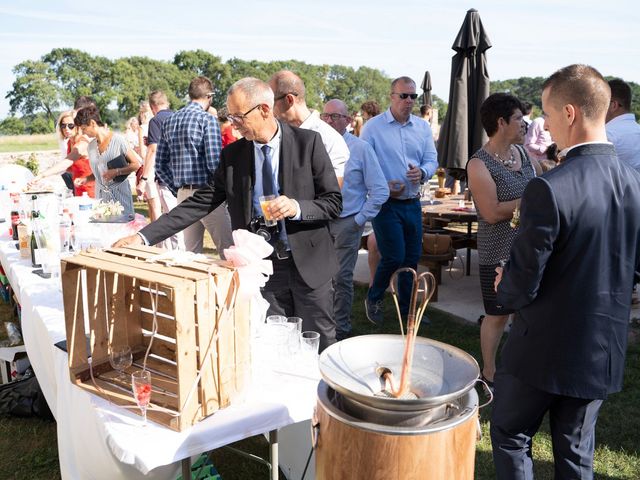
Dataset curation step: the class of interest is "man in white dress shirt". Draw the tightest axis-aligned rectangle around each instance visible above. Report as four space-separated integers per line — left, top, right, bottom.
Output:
269 70 349 186
605 78 640 172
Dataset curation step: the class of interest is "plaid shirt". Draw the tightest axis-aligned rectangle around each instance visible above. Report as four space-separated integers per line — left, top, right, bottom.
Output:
155 102 222 193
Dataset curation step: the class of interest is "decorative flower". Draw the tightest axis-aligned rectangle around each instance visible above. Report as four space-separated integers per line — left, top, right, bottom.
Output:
92 200 124 219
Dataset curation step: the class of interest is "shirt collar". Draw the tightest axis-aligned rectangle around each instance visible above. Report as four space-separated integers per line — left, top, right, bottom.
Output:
559 140 612 159
606 113 637 126
383 108 413 126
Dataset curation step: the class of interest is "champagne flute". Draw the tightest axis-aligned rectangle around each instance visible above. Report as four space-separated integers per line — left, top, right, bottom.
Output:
131 370 152 426
109 345 132 381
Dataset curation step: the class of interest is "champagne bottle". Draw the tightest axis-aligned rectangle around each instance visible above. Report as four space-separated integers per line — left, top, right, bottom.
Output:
30 195 41 268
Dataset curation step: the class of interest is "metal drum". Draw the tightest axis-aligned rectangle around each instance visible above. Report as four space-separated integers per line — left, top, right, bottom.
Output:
313 335 482 480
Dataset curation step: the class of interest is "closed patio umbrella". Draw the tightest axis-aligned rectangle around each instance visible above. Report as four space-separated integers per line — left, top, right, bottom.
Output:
421 71 432 107
437 8 491 177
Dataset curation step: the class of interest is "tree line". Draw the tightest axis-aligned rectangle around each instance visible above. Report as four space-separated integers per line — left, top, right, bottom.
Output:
1 48 638 135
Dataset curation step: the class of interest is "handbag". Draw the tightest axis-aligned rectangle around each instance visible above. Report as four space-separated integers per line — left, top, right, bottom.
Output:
422 233 453 256
106 153 129 184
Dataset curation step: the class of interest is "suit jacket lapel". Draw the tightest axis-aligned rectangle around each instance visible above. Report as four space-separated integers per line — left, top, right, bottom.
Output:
279 123 294 195
240 140 255 223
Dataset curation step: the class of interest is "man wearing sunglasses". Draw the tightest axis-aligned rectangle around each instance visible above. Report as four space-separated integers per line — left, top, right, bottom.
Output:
269 70 349 187
115 77 342 352
361 76 438 326
154 76 233 258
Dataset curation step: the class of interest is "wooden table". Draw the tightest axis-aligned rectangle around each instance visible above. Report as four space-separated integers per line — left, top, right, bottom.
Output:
422 195 478 276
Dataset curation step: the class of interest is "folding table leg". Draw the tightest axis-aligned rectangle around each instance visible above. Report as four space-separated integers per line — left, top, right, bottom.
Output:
269 429 279 480
181 457 191 479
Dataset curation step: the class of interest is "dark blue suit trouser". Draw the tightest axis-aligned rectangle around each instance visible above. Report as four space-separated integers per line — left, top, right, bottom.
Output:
490 371 603 480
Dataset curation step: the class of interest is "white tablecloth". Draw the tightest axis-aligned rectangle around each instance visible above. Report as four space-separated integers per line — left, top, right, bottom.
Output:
0 236 319 479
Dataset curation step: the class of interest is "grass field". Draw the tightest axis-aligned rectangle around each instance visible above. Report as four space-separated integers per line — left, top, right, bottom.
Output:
0 201 639 479
0 134 58 153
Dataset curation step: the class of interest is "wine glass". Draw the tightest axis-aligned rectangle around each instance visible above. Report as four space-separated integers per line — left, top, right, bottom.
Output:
109 345 132 381
131 370 152 426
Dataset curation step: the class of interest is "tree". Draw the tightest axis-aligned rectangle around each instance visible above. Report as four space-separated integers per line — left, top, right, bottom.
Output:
6 60 61 122
0 116 26 135
27 116 53 134
173 50 231 108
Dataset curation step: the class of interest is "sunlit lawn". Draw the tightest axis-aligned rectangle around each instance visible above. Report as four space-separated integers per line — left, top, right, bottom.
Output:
0 134 58 153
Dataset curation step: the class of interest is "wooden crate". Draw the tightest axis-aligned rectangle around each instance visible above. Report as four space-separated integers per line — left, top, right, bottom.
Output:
60 245 250 431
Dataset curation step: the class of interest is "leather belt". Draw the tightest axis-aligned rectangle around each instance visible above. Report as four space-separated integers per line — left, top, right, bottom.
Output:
388 197 420 204
179 184 207 190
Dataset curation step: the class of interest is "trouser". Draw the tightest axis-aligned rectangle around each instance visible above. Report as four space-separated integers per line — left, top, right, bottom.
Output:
490 371 603 480
329 215 365 338
369 198 422 314
156 183 184 250
261 256 336 353
177 187 233 259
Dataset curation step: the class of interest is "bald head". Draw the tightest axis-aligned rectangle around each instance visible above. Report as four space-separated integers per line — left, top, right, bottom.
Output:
269 70 306 102
322 99 351 135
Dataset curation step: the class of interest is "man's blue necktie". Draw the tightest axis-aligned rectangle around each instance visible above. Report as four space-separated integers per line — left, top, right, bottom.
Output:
261 145 275 196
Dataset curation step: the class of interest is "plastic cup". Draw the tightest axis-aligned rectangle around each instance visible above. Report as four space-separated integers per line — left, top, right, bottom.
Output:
266 315 287 325
259 195 277 226
301 331 320 356
287 317 303 334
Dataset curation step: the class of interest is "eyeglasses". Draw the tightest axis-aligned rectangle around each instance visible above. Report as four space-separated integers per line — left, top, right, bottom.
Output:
227 104 261 124
392 93 418 100
320 113 349 121
274 92 299 102
60 123 76 130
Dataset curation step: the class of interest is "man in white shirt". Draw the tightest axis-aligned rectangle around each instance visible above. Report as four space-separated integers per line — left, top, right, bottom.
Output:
605 78 640 171
269 70 349 186
524 116 553 162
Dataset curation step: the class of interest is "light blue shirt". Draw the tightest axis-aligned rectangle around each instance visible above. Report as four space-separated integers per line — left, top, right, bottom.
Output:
252 124 282 213
341 132 389 225
360 109 438 200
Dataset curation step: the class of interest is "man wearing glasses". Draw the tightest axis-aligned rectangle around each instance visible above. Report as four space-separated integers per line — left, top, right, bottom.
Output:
115 77 342 352
321 99 389 340
361 76 438 325
154 76 233 257
269 70 349 187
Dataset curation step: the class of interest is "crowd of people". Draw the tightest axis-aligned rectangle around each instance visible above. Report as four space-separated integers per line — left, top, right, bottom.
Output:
30 65 640 478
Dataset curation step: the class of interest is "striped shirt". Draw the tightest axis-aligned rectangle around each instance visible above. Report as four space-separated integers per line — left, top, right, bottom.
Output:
155 102 222 192
88 133 134 216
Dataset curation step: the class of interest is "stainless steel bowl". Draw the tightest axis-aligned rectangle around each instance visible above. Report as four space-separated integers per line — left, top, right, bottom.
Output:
319 334 479 411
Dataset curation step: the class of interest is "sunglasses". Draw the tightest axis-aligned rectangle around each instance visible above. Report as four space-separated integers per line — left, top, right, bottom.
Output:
392 93 418 100
274 92 299 102
60 123 76 130
320 113 349 121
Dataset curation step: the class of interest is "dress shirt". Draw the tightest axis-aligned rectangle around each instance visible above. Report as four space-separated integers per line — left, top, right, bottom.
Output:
360 109 438 200
155 102 222 193
606 113 640 171
300 111 349 179
524 117 553 162
252 124 282 213
341 132 389 225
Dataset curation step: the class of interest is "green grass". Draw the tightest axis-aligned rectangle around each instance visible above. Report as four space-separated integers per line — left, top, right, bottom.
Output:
0 134 58 153
1 201 639 479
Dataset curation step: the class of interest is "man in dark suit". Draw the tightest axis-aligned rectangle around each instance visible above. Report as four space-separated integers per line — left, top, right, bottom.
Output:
491 64 640 479
115 77 342 351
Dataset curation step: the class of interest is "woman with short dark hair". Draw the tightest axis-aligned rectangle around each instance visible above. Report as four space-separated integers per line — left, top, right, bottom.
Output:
467 93 542 389
74 106 140 217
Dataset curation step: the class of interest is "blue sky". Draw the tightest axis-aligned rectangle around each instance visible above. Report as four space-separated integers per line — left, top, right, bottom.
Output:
0 1 637 118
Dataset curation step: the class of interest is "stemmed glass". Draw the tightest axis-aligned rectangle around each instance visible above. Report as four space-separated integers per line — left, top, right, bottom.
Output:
131 370 152 426
109 345 132 381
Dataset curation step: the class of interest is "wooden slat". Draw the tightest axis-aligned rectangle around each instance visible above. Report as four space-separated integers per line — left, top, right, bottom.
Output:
141 311 177 339
124 276 144 347
172 283 201 427
62 264 89 375
145 336 177 362
139 288 175 316
195 278 219 416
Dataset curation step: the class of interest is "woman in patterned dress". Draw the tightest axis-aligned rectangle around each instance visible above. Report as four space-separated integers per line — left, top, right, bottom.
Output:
467 93 542 388
73 106 141 217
